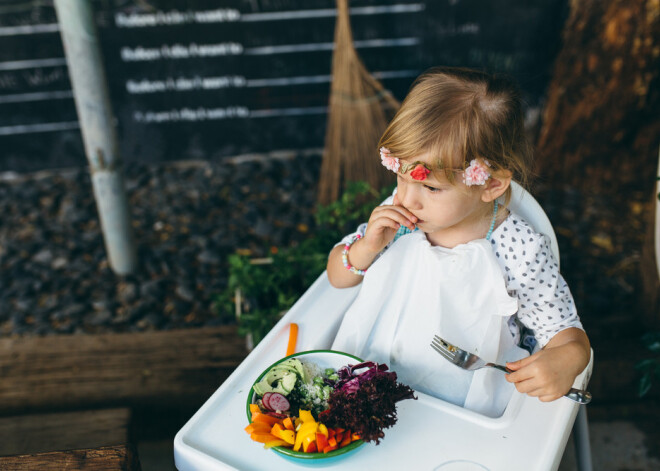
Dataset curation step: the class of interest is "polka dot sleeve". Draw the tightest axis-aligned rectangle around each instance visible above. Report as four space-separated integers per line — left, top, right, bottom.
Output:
490 213 583 348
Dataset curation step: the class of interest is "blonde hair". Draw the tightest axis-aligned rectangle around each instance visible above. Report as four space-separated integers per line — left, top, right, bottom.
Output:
378 67 533 202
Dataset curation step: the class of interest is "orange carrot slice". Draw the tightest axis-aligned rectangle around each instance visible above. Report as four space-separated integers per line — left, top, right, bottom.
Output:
252 413 280 426
286 323 298 356
245 422 272 434
282 417 295 431
250 432 279 443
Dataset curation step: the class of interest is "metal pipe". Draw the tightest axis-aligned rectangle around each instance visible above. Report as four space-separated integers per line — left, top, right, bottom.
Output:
54 0 136 275
574 406 593 471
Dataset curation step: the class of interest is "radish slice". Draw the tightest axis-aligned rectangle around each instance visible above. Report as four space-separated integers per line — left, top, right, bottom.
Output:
261 392 274 411
268 392 290 412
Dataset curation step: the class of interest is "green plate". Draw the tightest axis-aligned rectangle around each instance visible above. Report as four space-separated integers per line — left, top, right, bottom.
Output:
246 350 366 462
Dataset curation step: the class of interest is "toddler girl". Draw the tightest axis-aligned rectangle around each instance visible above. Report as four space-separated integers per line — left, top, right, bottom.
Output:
328 67 590 416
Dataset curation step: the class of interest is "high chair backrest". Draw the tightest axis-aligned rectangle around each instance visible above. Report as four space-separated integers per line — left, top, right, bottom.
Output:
503 181 560 266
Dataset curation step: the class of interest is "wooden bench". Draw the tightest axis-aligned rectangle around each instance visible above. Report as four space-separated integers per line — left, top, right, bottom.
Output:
0 408 132 456
0 408 139 470
0 326 248 414
0 327 248 469
0 444 141 471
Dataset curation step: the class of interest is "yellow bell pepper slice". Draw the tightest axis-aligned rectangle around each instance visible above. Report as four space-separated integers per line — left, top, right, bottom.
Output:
297 422 318 438
264 439 289 449
293 430 304 451
317 423 328 437
299 409 315 423
278 429 295 445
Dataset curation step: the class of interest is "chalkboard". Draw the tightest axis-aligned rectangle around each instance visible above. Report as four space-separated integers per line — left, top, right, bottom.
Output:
0 0 567 172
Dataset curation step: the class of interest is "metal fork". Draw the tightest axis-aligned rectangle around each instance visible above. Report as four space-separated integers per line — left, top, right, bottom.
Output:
430 335 592 404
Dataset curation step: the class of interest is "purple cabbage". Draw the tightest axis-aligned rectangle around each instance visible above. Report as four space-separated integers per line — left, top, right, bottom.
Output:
319 361 416 444
335 361 402 395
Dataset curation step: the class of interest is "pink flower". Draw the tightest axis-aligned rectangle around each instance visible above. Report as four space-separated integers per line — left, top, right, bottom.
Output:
380 147 400 173
410 164 430 181
463 159 491 186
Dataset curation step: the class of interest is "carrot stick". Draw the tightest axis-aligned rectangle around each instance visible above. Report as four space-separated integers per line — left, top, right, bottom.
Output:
286 323 298 356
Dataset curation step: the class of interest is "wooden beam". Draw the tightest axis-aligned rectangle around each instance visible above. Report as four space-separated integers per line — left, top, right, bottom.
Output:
0 326 248 415
0 408 131 456
0 444 141 471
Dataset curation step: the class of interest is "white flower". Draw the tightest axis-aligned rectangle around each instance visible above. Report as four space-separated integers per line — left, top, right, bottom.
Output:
380 147 400 172
463 159 491 186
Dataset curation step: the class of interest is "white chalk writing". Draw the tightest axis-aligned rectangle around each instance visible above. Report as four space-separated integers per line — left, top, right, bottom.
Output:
126 76 247 94
115 9 240 28
121 43 243 62
134 107 250 123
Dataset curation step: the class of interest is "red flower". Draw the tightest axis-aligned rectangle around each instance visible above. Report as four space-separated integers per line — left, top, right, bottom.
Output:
410 164 430 181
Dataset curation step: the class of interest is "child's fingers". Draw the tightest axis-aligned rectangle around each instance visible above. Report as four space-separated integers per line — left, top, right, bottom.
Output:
506 353 538 370
371 206 417 229
505 362 536 384
389 195 417 222
371 217 405 233
508 376 539 394
505 370 532 385
513 379 562 402
391 205 418 224
538 393 562 402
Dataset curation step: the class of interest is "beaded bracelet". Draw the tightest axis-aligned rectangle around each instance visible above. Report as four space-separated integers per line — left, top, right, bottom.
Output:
341 234 367 276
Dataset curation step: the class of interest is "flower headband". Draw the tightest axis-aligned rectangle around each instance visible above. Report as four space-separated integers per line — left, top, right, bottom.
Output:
380 147 491 186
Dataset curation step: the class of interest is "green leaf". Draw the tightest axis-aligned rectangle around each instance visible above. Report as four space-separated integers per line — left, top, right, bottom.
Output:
635 358 660 370
642 332 660 352
639 371 653 397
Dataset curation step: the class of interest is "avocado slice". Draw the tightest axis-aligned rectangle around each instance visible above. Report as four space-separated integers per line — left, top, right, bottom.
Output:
277 358 307 382
252 367 299 396
276 370 298 394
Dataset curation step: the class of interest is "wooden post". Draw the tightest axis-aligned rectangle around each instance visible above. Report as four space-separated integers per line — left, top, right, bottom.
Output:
54 0 137 275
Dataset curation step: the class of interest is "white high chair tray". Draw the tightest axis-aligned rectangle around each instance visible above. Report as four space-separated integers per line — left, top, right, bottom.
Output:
174 274 590 471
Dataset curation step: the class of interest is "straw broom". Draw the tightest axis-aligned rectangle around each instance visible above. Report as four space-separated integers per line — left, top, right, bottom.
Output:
317 0 400 205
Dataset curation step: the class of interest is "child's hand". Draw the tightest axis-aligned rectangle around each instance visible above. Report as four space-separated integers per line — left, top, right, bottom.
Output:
362 193 417 253
504 329 590 402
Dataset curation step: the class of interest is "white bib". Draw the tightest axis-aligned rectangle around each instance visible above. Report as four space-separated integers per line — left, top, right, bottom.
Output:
332 231 528 417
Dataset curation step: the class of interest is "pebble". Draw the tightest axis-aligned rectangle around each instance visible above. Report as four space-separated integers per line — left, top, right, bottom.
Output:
0 154 322 336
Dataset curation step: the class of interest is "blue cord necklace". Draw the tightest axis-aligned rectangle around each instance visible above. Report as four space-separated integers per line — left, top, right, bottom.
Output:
485 200 499 241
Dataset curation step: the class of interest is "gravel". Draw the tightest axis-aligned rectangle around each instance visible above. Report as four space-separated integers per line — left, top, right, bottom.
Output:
0 152 320 336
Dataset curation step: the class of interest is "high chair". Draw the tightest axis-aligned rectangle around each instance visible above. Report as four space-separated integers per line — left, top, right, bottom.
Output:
174 182 593 471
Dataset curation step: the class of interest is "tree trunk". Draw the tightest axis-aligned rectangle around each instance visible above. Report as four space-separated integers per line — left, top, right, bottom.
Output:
537 0 659 187
535 0 660 326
